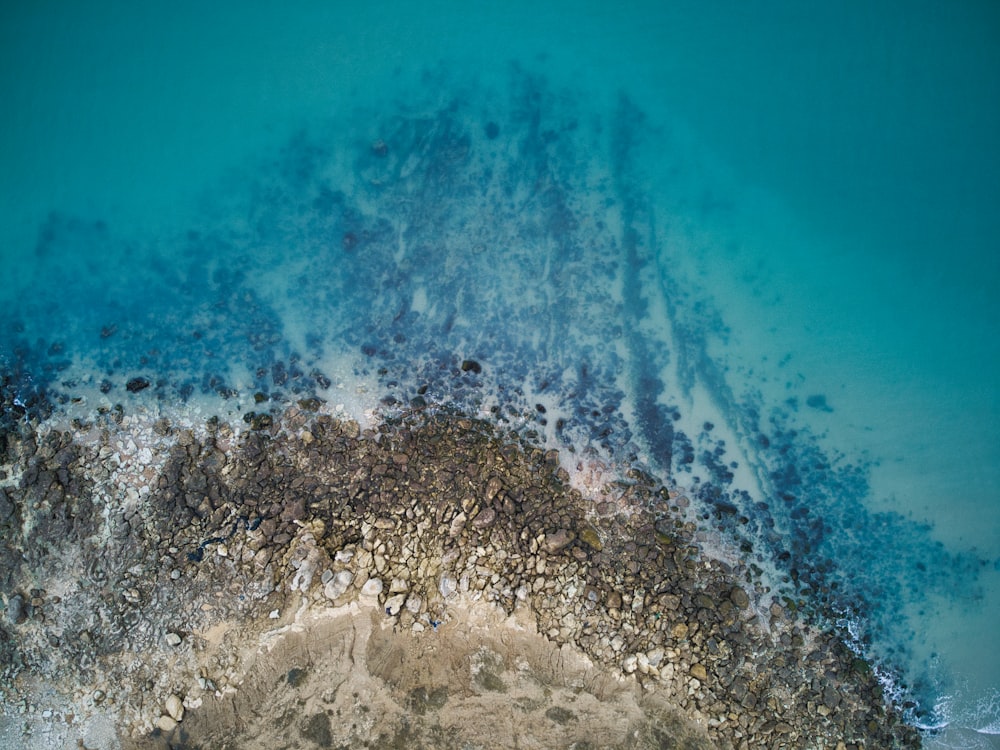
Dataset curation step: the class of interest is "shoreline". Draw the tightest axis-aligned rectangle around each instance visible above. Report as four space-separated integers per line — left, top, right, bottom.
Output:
0 399 921 748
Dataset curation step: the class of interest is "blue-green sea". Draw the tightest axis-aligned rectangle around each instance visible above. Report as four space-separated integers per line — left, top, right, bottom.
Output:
2 2 998 746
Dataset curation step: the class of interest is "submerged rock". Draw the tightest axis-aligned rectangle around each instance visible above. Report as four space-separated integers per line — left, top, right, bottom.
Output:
6 594 25 625
125 377 151 393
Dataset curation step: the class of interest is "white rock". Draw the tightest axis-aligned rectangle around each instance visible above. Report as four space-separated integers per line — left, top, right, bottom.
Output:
268 609 280 619
646 648 665 668
405 595 422 614
155 715 177 732
361 578 383 597
637 652 651 674
385 594 406 616
334 549 354 564
438 574 458 599
324 569 354 600
165 632 182 647
165 694 184 721
623 654 638 674
290 556 316 592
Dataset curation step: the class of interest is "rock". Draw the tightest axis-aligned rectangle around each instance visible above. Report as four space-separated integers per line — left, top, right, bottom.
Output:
542 529 574 554
360 578 383 598
485 477 503 500
631 591 645 613
636 652 650 674
606 591 623 610
730 678 749 701
670 622 689 640
385 594 406 616
472 507 496 528
578 525 602 551
126 377 151 393
730 586 751 610
545 706 576 725
653 519 674 545
622 654 638 673
689 663 708 682
6 595 25 625
823 684 841 710
155 715 177 732
0 489 13 522
165 632 182 647
165 695 184 721
438 574 458 599
460 359 482 374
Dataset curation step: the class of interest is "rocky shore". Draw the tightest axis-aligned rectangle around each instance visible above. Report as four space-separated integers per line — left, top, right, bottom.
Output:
0 400 921 749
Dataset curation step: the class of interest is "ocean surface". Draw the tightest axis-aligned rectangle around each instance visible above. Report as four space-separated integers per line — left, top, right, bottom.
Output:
1 2 998 747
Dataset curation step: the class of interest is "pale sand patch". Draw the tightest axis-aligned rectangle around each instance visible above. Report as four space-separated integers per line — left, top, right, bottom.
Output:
123 596 715 750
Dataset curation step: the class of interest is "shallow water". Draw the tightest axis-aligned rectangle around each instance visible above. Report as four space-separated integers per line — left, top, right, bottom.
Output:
1 1 998 746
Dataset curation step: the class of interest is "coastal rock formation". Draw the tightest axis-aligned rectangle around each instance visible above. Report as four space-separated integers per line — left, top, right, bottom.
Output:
0 402 919 748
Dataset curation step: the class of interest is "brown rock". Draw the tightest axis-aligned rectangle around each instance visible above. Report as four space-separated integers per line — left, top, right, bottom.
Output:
542 529 574 554
472 507 496 529
730 586 750 610
578 525 602 551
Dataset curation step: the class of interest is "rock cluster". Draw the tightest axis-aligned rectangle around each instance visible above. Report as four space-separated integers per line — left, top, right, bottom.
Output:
0 403 920 748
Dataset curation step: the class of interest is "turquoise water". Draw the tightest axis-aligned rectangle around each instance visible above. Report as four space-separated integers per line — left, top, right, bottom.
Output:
1 2 998 746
